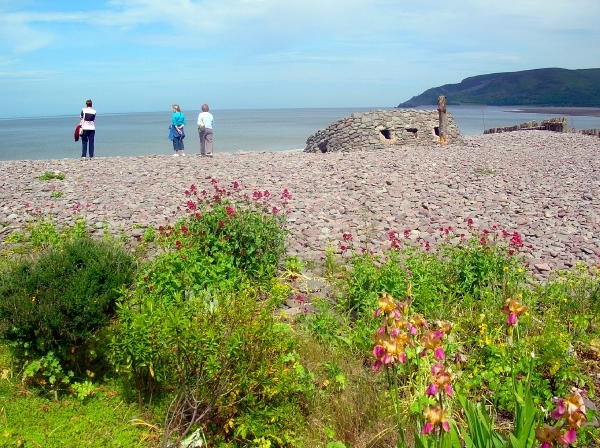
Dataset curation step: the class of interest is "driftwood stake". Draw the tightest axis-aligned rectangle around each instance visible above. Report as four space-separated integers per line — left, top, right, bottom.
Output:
438 96 447 146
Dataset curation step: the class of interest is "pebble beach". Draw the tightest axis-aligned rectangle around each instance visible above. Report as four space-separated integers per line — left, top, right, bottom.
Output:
1 131 600 280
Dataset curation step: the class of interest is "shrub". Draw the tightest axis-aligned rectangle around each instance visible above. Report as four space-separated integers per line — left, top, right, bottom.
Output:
139 181 290 301
109 285 314 447
0 237 137 378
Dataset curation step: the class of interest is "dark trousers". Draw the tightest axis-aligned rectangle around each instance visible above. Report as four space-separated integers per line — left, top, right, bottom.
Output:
82 130 96 158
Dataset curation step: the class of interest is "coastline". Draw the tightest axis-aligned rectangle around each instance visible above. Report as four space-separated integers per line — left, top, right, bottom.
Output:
512 107 600 118
1 131 600 279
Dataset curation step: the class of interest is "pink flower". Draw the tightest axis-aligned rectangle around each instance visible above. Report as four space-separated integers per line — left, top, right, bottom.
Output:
422 422 433 435
559 429 577 445
425 383 438 396
281 188 292 200
507 313 517 326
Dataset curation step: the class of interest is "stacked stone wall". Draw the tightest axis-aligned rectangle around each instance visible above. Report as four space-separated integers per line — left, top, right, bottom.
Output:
484 117 569 134
304 109 461 153
484 117 600 137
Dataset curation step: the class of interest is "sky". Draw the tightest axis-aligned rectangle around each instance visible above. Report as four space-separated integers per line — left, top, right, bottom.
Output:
0 0 599 118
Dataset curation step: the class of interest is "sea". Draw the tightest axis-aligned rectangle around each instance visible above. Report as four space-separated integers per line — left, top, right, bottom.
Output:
1 106 599 161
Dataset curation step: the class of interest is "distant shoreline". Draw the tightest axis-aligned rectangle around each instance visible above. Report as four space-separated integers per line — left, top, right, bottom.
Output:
511 107 600 118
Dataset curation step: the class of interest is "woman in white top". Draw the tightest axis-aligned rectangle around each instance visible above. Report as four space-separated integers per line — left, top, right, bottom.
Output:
80 99 96 160
197 103 214 157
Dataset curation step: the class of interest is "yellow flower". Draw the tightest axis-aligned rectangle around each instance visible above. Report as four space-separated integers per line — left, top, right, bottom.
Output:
377 293 396 315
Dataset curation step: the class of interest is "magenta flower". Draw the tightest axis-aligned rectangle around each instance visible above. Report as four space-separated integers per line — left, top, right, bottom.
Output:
425 383 438 396
422 422 434 435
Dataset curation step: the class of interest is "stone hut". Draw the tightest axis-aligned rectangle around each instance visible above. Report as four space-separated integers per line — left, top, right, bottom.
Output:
304 109 461 153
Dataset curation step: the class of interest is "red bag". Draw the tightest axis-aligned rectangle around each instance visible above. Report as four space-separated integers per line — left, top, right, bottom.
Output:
74 124 82 142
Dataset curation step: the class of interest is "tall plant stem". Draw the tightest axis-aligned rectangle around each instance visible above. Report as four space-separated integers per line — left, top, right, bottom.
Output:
387 365 406 448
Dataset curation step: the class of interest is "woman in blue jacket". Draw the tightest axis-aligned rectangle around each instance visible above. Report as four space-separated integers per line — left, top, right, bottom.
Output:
169 104 186 157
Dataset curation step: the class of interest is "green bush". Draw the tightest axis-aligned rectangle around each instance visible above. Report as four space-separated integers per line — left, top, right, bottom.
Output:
109 286 314 447
0 237 137 376
139 182 290 301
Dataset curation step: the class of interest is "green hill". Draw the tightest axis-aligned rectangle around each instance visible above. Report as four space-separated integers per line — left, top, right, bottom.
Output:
397 68 600 107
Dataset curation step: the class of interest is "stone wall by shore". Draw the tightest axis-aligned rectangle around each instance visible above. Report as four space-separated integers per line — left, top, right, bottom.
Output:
484 117 600 137
304 109 461 153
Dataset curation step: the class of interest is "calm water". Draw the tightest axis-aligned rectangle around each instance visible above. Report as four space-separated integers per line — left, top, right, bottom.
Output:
1 106 599 161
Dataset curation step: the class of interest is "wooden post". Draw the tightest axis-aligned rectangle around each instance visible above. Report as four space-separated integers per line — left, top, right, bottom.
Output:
438 95 447 146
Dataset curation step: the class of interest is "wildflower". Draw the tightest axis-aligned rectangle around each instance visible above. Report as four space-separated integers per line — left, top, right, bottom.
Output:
253 191 263 200
408 314 428 335
272 206 280 214
281 188 292 200
343 232 353 241
375 293 398 318
263 189 271 197
510 231 524 248
422 404 450 434
403 229 410 238
551 389 586 428
535 424 562 448
436 320 452 335
226 206 236 217
467 218 474 227
425 363 453 397
186 201 197 211
232 181 240 189
501 298 528 326
372 330 409 371
211 178 218 184
453 351 468 369
421 330 445 360
218 220 225 228
372 344 392 372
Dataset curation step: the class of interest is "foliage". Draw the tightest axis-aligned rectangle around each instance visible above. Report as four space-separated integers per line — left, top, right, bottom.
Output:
397 67 600 107
0 237 137 385
109 284 314 447
138 181 290 301
38 171 65 181
0 375 154 447
2 215 88 255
